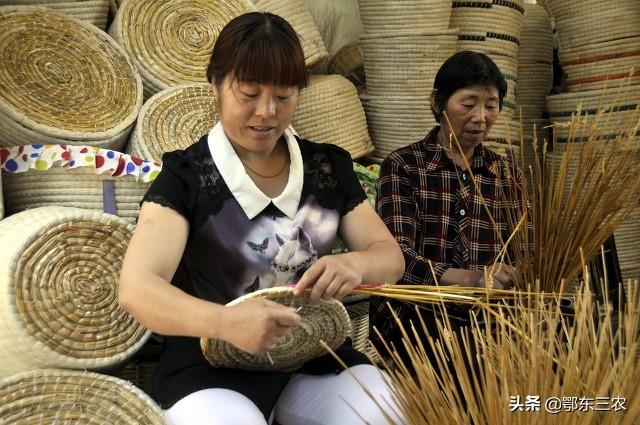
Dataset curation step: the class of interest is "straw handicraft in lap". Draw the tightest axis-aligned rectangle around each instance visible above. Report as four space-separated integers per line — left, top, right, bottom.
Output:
201 287 351 372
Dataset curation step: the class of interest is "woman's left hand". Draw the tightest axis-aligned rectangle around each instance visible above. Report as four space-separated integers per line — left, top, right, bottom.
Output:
293 254 362 302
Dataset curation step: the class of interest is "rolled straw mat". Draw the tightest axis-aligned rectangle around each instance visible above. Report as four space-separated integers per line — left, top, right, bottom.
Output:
0 0 110 30
128 83 218 162
0 144 159 224
0 6 142 150
252 0 328 67
545 0 640 51
292 75 373 159
109 0 256 98
0 369 164 424
451 0 525 58
559 37 640 92
0 206 150 378
201 287 351 372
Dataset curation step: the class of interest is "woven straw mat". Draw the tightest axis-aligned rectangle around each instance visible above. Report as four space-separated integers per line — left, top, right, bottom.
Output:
0 206 150 378
128 83 218 162
0 369 164 424
109 0 256 98
0 7 142 150
292 75 373 159
0 0 110 30
201 287 351 372
252 0 328 67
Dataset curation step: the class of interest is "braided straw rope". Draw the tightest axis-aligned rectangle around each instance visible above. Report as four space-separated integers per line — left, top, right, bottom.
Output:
109 0 256 99
545 0 640 51
0 0 110 29
292 75 373 159
451 0 525 58
2 167 152 224
357 0 453 33
0 207 149 378
201 287 351 372
128 83 218 162
559 37 640 92
0 369 164 424
0 7 142 150
519 3 553 64
252 0 328 67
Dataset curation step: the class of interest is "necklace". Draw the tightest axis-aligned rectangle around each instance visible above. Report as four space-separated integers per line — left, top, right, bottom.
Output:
240 157 289 178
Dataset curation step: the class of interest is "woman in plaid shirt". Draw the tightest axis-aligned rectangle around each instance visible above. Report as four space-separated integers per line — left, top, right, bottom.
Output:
371 51 524 365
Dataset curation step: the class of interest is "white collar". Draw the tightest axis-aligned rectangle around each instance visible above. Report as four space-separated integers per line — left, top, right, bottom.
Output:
207 122 303 220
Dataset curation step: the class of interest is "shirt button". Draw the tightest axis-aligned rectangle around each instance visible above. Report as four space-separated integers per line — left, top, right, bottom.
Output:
460 209 466 216
462 173 468 181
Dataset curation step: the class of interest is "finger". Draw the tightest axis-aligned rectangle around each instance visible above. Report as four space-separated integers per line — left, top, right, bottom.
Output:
335 281 357 299
322 276 343 300
294 262 324 296
273 309 301 327
309 267 335 303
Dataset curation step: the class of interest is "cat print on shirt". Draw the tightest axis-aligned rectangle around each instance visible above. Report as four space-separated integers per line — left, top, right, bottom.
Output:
271 226 318 287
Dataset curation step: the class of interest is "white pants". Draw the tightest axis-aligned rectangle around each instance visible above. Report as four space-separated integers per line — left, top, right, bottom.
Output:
164 364 405 425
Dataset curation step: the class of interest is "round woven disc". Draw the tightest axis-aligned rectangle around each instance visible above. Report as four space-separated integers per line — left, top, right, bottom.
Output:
130 83 218 162
201 287 351 372
0 7 142 138
112 0 255 93
0 207 149 375
0 369 164 424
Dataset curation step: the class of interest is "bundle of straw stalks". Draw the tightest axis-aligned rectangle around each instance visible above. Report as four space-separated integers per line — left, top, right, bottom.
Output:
332 279 638 425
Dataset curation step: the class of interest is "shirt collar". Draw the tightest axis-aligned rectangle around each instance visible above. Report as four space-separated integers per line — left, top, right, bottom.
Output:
207 122 303 220
421 126 499 176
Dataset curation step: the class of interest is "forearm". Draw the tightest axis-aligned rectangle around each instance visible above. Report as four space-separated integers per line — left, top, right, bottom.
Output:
341 239 405 284
439 268 483 286
119 270 224 339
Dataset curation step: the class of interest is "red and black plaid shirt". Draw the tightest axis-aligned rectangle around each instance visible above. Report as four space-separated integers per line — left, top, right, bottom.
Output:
376 126 523 286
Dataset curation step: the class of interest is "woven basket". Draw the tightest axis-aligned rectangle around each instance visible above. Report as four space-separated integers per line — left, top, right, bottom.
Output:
546 85 640 141
485 115 522 146
0 0 110 29
342 294 371 355
0 172 3 220
201 287 350 372
251 0 328 68
128 83 218 163
486 53 519 118
0 369 164 424
109 0 256 99
516 62 554 119
0 6 142 150
292 75 373 159
360 29 458 98
519 3 553 64
559 37 640 92
1 144 158 224
357 0 453 33
0 207 150 378
327 41 365 87
450 0 525 58
545 0 640 51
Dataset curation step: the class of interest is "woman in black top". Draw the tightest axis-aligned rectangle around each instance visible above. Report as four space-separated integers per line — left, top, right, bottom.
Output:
119 12 405 425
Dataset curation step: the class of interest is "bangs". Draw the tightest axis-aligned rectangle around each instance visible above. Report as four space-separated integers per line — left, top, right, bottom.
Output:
231 32 308 89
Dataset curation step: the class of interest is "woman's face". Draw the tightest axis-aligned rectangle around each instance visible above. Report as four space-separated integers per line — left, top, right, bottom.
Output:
439 84 500 152
213 76 299 154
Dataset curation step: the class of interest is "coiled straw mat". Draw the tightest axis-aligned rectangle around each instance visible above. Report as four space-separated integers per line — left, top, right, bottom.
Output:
292 75 373 159
559 37 640 92
109 0 256 99
201 287 351 372
357 0 453 34
0 369 164 424
0 0 110 30
252 0 328 68
545 0 640 51
0 7 142 150
0 207 149 378
450 0 525 58
1 144 159 224
128 83 219 163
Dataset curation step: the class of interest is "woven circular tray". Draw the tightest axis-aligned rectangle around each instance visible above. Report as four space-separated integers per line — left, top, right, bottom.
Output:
0 369 164 424
201 287 351 372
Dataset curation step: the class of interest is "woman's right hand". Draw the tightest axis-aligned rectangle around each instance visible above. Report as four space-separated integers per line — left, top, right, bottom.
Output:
218 299 301 354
